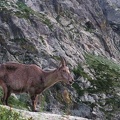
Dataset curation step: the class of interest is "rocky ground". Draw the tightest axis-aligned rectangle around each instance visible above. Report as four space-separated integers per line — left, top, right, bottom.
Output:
0 105 89 120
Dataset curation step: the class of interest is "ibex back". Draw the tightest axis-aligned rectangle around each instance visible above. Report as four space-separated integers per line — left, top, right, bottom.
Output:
0 57 74 111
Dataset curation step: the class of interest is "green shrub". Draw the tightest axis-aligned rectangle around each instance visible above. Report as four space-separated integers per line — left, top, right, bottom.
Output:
0 87 28 110
85 54 120 93
0 106 26 120
16 1 33 18
73 53 120 119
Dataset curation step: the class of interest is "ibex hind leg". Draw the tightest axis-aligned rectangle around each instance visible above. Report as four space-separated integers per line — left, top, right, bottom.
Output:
5 87 11 105
1 84 7 105
0 81 10 105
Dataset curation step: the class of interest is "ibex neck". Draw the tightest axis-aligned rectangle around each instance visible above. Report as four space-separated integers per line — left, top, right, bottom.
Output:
43 69 60 89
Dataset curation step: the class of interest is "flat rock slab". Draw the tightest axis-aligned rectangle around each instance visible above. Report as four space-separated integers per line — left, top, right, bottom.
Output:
0 105 90 120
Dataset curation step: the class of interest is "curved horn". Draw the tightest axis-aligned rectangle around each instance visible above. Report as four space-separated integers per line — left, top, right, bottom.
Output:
60 56 66 66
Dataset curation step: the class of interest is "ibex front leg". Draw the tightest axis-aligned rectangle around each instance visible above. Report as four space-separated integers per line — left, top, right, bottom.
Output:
30 94 38 112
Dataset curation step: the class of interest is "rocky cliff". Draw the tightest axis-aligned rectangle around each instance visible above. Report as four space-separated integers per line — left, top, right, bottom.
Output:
0 0 120 120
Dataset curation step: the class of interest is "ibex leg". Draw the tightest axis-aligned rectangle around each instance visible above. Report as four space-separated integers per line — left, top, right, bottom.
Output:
1 82 8 105
30 94 38 112
5 87 11 105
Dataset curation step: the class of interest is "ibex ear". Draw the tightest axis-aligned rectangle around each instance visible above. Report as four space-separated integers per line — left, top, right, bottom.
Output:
60 56 66 67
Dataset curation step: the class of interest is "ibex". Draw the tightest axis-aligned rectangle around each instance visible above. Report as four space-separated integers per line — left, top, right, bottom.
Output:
0 57 74 111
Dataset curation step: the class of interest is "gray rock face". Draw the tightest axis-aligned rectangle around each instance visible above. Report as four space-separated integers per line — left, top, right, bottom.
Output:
99 0 120 38
99 0 120 23
0 0 120 119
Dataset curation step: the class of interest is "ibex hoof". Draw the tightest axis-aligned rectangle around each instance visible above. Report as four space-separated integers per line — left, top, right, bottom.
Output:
1 98 5 105
32 109 39 112
1 98 3 102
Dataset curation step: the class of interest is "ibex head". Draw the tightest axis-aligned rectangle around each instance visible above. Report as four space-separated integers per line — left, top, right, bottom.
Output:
58 57 74 85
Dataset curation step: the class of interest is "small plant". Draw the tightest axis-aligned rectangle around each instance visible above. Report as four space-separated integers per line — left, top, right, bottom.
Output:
0 87 28 110
16 1 33 19
56 15 60 22
84 21 95 33
42 18 53 30
39 36 46 45
39 95 46 112
0 106 26 120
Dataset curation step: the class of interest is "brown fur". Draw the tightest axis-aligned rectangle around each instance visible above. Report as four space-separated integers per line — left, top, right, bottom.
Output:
0 57 74 111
